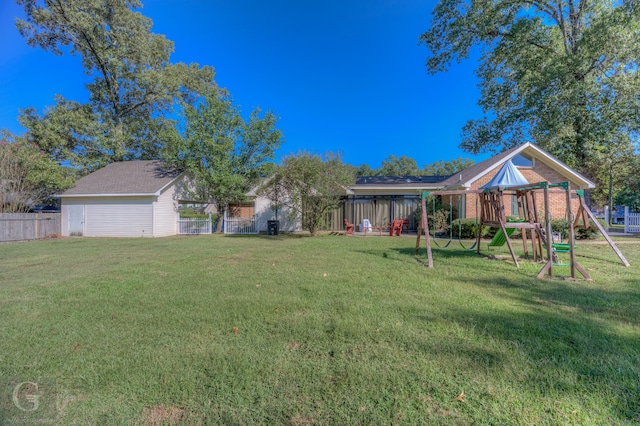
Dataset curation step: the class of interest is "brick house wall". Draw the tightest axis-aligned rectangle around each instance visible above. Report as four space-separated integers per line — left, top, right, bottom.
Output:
463 162 582 222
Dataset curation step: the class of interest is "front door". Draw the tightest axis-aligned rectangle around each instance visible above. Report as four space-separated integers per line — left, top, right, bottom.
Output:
68 204 84 236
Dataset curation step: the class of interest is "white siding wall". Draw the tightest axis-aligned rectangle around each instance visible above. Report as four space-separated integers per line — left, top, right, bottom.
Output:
62 197 154 237
254 196 300 232
153 183 179 237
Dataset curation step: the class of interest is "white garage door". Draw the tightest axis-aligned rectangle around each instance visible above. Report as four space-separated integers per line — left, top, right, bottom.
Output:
84 199 154 237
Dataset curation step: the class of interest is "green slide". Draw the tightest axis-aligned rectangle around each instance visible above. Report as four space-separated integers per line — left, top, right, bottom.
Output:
488 218 524 247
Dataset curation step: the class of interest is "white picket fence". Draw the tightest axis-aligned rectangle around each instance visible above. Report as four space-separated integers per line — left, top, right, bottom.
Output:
625 207 640 233
224 217 257 234
178 215 212 235
604 206 640 233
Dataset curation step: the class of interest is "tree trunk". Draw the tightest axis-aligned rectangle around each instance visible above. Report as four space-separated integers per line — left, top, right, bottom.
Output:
608 162 614 226
215 203 225 233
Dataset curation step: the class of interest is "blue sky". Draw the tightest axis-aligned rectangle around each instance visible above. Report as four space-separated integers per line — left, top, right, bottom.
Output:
0 0 489 169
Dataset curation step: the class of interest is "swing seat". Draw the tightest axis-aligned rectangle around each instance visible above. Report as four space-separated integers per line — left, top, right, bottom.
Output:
551 242 575 253
551 242 576 265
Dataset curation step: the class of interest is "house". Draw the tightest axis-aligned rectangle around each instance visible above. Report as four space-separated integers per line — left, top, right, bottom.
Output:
59 143 595 237
331 143 595 232
60 161 192 237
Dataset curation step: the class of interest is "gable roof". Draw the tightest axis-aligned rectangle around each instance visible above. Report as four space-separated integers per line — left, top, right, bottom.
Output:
440 142 596 189
480 160 529 190
61 160 183 197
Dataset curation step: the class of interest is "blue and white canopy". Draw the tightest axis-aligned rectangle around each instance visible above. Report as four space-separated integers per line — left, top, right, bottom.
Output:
480 160 529 190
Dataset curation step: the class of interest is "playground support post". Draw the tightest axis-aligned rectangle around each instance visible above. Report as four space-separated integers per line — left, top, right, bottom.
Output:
415 191 434 268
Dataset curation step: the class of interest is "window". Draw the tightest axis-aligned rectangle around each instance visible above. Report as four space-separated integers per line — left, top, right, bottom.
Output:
512 154 533 167
511 195 519 216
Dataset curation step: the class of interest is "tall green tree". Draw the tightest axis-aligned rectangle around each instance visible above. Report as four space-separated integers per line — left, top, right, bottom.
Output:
423 157 474 176
354 163 376 177
164 89 283 232
421 0 640 189
16 0 216 172
378 155 421 176
258 152 355 236
0 131 74 212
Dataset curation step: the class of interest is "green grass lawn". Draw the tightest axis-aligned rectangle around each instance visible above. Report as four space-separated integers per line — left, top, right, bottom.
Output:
1 234 639 425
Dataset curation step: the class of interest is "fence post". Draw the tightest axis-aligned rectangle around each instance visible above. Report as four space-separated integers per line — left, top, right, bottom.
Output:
223 210 227 234
208 213 212 234
604 205 609 226
624 206 629 234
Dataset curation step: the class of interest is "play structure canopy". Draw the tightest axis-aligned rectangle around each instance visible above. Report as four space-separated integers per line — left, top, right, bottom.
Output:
481 160 529 190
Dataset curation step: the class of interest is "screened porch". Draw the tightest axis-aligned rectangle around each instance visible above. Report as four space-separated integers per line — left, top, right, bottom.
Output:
324 196 423 232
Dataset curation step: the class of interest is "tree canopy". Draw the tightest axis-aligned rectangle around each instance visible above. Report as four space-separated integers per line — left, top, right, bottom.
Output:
354 156 474 177
0 131 74 212
377 155 421 176
16 0 216 172
420 0 640 198
258 152 355 236
163 89 282 232
423 157 475 176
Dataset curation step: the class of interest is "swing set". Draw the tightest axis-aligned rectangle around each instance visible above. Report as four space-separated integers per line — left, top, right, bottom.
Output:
415 182 630 280
427 193 478 250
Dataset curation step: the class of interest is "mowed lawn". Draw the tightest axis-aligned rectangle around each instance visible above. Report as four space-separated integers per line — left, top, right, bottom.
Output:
1 234 639 425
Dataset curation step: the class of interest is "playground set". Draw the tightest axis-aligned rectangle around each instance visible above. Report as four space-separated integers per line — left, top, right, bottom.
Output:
415 181 630 280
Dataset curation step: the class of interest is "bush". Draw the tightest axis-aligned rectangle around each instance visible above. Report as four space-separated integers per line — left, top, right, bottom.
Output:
551 219 568 239
576 220 601 239
179 207 215 220
430 209 450 234
451 219 490 239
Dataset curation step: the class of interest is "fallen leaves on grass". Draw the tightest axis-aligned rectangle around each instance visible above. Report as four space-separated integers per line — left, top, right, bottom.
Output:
454 390 465 402
73 343 81 351
232 327 239 334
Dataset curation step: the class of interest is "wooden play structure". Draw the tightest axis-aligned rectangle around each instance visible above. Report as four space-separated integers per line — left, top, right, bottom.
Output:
415 182 630 279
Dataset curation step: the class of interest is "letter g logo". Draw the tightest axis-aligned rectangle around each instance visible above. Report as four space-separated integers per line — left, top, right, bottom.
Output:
12 381 40 412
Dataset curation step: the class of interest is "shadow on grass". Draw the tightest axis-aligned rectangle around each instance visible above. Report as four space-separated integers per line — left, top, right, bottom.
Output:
414 275 640 422
222 233 312 240
466 275 640 327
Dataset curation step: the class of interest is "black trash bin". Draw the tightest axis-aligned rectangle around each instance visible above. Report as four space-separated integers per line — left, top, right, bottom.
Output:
267 220 279 235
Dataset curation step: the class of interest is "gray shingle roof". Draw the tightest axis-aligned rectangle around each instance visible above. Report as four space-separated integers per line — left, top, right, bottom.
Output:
61 160 182 196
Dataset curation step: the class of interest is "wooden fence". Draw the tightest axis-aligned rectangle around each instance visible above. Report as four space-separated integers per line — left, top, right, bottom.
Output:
0 213 61 243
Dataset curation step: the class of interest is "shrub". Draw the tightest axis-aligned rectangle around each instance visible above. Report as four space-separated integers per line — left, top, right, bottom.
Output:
551 219 568 239
179 208 216 220
576 220 601 239
430 209 450 235
548 218 600 239
451 219 490 239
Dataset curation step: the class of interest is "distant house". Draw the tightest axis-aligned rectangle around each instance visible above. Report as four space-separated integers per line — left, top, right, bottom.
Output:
60 161 192 237
328 143 596 231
